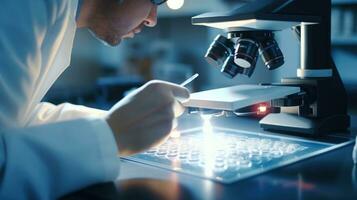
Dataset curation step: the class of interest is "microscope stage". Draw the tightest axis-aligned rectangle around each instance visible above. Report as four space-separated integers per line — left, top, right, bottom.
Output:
193 18 314 31
183 84 300 111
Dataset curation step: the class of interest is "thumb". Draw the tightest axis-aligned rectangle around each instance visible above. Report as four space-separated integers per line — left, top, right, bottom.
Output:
173 100 186 117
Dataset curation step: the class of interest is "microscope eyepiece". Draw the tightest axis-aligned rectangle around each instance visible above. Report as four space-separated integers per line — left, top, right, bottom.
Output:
205 35 234 67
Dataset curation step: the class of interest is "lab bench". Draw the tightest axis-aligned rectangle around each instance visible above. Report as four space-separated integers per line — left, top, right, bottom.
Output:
62 115 357 200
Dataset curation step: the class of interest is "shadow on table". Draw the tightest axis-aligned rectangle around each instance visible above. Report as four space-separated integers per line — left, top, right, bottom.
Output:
60 179 195 200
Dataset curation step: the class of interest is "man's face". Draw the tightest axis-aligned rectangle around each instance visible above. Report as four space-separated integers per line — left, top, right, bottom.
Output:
88 0 158 46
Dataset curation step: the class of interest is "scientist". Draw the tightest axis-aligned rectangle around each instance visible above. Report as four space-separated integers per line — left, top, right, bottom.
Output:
0 0 189 199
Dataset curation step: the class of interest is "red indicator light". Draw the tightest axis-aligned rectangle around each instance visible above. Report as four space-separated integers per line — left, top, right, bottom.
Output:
258 105 267 113
257 104 268 115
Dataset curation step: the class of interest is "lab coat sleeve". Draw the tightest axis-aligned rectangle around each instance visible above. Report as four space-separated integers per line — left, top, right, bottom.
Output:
0 2 121 199
0 0 108 127
28 102 108 126
0 0 46 128
0 0 72 128
0 117 120 200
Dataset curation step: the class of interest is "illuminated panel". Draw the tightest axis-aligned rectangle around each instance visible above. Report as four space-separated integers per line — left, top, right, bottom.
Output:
126 125 334 183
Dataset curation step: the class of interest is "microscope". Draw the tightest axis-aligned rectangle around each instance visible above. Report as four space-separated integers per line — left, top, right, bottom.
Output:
186 0 350 135
126 0 354 184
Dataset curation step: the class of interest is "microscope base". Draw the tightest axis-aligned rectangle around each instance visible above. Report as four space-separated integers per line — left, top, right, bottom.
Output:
260 113 350 135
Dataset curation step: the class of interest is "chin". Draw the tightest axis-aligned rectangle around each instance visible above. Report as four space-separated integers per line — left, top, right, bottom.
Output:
100 34 123 47
105 38 122 47
88 29 122 47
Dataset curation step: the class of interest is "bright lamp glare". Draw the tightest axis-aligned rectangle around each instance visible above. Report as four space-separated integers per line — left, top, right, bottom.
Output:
167 0 184 10
201 114 213 133
258 105 267 113
170 129 181 138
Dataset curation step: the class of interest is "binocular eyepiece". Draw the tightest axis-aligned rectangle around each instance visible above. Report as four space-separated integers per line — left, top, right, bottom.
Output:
205 31 284 79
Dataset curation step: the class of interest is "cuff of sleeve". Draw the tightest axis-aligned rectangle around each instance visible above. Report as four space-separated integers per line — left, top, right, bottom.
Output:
88 118 120 180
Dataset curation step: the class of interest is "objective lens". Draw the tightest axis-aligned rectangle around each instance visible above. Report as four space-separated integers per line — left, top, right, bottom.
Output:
234 38 259 69
221 56 256 79
206 31 283 80
205 35 234 67
221 56 241 78
259 38 284 70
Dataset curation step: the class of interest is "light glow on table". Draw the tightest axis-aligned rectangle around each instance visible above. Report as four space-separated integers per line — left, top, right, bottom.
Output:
200 114 217 175
201 114 213 134
170 129 182 138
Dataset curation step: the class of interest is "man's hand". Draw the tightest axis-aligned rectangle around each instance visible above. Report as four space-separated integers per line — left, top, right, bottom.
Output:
105 80 190 156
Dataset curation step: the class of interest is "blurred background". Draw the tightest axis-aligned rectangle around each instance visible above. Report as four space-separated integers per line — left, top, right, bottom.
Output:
44 0 357 115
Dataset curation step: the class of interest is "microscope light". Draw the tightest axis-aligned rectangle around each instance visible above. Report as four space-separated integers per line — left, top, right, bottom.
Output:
257 105 267 114
201 114 214 134
256 103 269 116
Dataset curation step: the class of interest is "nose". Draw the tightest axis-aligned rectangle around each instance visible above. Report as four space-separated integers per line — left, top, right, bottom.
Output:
144 6 157 27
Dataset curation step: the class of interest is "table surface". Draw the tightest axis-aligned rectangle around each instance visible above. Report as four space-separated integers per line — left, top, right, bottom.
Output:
62 115 357 200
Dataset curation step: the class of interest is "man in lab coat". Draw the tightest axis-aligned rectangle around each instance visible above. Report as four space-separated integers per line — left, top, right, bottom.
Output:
0 0 190 199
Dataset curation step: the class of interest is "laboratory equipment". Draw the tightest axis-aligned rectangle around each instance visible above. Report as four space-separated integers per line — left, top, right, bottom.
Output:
189 0 350 135
183 84 299 111
126 0 354 184
205 32 284 79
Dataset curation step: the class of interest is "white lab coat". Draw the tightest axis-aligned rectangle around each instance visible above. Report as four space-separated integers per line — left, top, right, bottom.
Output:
0 0 120 199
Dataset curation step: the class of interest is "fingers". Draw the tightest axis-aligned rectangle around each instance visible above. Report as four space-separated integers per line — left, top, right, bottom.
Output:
109 80 190 156
173 100 185 117
134 81 189 118
167 83 190 100
146 80 190 100
172 118 178 129
129 117 173 153
117 115 173 156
